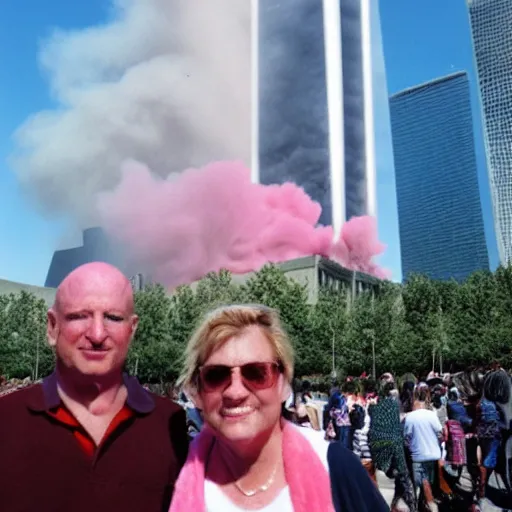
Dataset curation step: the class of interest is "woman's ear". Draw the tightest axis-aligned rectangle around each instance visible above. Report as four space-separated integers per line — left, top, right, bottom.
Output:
280 378 292 404
187 386 204 410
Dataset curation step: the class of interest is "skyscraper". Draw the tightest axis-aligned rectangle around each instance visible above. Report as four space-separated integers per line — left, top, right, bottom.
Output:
467 0 512 266
255 0 383 235
390 72 489 281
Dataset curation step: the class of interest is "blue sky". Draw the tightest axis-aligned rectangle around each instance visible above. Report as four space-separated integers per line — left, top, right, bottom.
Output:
0 0 108 284
0 0 499 286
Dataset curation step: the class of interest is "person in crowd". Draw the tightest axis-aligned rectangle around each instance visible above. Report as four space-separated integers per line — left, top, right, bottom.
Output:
443 410 467 469
475 374 503 506
414 382 433 410
343 379 360 408
295 381 322 429
454 371 485 508
400 380 416 420
337 379 358 449
326 381 351 445
0 262 188 512
324 381 340 434
404 387 443 511
481 369 512 510
439 400 476 510
169 304 388 512
353 379 377 483
370 380 417 511
447 388 473 432
381 372 395 384
431 384 448 427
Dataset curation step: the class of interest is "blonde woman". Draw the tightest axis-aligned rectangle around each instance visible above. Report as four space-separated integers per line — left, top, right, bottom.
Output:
169 304 388 512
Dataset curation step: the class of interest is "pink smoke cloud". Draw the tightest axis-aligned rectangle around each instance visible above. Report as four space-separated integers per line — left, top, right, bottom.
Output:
97 160 389 288
332 217 390 280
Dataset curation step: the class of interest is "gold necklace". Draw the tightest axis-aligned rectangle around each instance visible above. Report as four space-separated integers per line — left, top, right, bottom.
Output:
234 464 278 497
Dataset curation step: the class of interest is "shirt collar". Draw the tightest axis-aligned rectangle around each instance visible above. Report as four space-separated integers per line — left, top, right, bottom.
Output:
27 371 155 414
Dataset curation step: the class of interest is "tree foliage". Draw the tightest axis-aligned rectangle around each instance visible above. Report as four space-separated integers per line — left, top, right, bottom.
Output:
1 264 512 382
0 291 52 379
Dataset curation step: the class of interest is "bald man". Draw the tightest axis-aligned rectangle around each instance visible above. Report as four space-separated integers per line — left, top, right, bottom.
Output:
0 262 188 512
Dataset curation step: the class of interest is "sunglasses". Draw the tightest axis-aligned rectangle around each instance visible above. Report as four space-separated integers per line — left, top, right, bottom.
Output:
198 362 283 392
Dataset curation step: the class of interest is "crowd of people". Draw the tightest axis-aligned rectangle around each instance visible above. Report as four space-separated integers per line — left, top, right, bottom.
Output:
0 376 39 398
288 370 512 511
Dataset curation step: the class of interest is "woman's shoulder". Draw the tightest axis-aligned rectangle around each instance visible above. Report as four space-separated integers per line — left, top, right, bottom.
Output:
292 425 365 471
292 423 329 470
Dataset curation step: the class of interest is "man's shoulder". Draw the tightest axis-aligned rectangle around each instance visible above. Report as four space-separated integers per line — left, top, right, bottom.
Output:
407 408 437 421
147 393 185 417
0 384 43 434
0 383 42 411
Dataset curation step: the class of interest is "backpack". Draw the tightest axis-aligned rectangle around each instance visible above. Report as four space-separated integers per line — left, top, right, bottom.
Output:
480 398 500 424
331 395 350 427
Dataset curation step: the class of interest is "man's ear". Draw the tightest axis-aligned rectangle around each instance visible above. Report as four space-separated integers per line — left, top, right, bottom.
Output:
130 314 139 340
47 309 58 347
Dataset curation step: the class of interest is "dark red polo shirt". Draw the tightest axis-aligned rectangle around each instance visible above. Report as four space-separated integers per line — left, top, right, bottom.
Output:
47 403 134 457
0 372 189 512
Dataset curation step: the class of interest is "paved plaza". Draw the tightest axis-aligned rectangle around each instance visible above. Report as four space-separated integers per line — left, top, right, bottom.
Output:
376 472 501 511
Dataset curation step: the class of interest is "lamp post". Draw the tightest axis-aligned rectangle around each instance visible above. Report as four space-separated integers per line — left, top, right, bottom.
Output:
329 320 336 379
372 336 376 379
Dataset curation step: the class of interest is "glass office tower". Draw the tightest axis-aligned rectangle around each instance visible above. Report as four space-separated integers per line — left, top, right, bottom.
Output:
256 0 384 234
390 72 489 281
468 0 512 265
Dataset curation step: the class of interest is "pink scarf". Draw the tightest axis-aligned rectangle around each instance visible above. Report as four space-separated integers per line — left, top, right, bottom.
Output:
169 420 334 512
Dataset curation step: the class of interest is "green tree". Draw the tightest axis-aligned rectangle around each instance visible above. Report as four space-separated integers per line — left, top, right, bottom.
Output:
401 274 444 374
168 284 202 348
0 291 52 379
343 292 377 376
5 260 512 381
311 288 348 378
241 265 315 376
491 264 512 368
195 270 246 309
450 270 500 369
129 284 180 382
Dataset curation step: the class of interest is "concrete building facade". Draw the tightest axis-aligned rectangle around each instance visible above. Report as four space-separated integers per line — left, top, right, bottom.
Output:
4 257 379 306
0 279 56 306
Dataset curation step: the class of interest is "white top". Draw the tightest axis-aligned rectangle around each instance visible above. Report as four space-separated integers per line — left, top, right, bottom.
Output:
403 408 442 462
204 425 329 511
205 481 293 512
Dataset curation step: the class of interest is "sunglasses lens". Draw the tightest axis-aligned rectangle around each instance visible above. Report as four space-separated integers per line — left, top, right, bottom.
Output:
201 365 231 391
241 363 277 389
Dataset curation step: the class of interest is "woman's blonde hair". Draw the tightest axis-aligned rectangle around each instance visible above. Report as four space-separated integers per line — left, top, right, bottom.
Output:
179 304 294 392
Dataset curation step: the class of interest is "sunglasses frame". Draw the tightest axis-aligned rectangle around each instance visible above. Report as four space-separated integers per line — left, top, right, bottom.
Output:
197 361 283 393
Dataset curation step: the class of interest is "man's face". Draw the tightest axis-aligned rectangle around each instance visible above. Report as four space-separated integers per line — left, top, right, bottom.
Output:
47 273 138 378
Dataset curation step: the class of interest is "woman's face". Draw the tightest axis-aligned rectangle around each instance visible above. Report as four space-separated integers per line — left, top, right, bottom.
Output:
194 325 289 446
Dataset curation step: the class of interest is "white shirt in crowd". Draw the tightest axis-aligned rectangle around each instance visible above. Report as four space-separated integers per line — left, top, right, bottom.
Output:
403 408 443 462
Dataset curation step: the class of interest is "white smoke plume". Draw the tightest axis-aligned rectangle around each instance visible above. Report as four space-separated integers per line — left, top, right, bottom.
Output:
10 0 251 224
